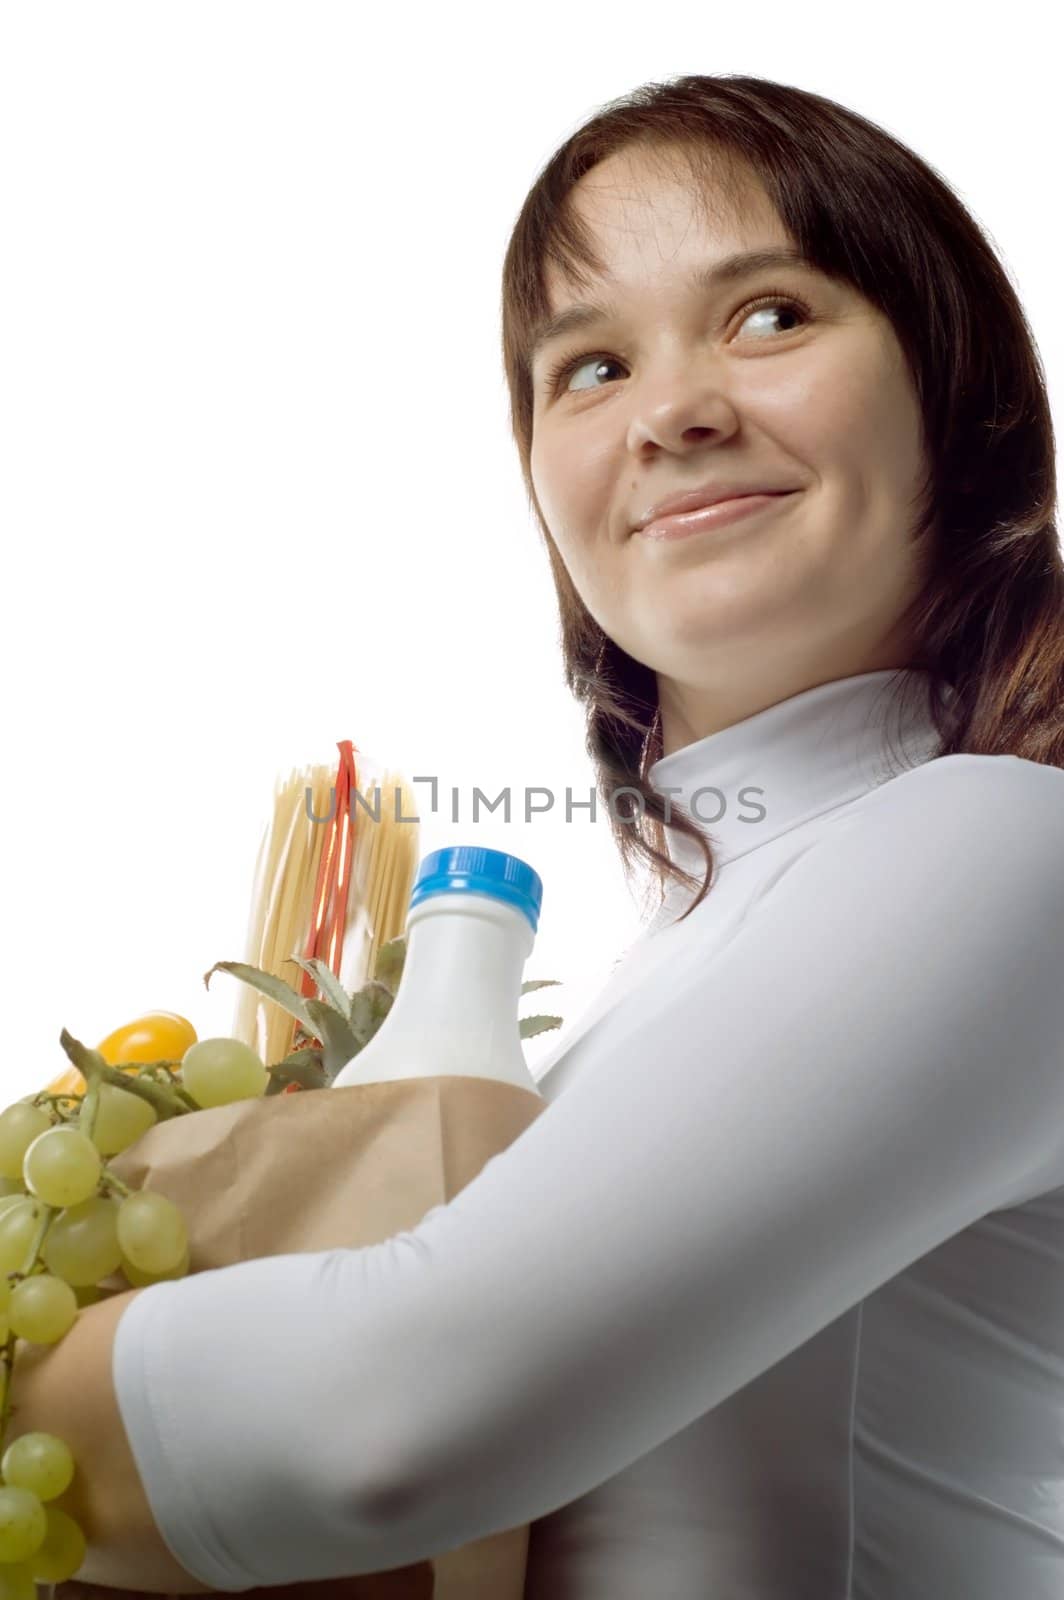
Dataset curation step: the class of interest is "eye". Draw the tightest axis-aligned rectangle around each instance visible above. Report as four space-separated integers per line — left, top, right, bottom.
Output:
541 290 813 397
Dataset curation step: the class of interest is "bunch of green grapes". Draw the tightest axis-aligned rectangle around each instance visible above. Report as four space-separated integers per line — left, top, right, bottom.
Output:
0 1036 269 1593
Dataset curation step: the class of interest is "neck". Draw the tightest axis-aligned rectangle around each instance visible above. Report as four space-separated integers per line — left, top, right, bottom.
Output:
657 649 921 755
647 667 952 885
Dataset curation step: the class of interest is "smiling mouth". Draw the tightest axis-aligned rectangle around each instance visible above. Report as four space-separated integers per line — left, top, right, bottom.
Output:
635 490 799 540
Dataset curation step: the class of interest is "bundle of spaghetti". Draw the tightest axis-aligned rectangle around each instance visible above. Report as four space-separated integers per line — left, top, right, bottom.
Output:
231 751 420 1067
345 765 422 982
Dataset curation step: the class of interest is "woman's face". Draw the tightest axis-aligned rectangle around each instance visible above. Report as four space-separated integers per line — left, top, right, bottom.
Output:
528 147 932 750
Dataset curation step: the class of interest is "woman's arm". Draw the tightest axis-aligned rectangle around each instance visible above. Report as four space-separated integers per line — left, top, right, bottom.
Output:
69 756 1064 1591
11 1296 436 1596
9 1283 215 1592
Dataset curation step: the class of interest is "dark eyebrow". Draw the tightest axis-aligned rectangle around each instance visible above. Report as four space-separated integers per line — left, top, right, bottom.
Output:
528 247 817 369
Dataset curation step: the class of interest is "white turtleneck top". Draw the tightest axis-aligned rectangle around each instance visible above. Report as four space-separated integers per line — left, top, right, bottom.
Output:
110 669 1064 1596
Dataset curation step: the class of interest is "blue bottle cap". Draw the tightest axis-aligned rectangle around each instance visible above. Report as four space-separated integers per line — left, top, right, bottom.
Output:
408 846 543 934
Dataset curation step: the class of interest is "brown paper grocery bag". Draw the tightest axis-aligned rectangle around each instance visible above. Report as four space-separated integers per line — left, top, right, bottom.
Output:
58 1076 547 1600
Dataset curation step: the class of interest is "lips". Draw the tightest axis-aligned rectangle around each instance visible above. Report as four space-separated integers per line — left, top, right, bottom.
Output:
633 483 799 534
638 492 796 541
633 489 798 538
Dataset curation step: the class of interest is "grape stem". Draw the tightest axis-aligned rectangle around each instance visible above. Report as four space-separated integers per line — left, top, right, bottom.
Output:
0 1329 20 1452
59 1030 192 1120
98 1167 132 1199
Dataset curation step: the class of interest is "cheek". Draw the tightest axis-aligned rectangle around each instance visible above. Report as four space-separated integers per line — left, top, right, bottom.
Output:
547 528 628 642
528 489 612 621
564 546 625 631
751 328 921 484
810 337 923 484
532 436 617 572
533 419 615 518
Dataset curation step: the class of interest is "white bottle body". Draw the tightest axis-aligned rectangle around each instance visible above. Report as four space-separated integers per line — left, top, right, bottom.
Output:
330 890 542 1096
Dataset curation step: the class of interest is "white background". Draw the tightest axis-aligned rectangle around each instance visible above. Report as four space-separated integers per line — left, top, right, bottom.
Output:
1 3 1059 1103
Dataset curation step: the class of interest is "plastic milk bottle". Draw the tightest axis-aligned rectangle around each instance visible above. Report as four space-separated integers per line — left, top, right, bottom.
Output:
330 846 544 1096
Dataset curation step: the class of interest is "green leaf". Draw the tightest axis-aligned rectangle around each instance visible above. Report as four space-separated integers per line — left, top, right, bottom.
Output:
303 999 362 1081
373 937 407 995
347 990 376 1047
520 978 562 996
288 956 352 1019
265 1048 326 1094
364 981 395 1025
202 961 315 1031
518 1013 563 1039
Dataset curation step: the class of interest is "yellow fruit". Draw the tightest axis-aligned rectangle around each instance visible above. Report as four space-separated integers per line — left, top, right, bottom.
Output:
43 1012 198 1097
97 1012 198 1066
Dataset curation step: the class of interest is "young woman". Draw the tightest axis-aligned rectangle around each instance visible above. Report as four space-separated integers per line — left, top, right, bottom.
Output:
24 75 1064 1597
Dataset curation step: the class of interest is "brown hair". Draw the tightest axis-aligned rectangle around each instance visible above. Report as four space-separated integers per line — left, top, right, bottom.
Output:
499 74 1063 923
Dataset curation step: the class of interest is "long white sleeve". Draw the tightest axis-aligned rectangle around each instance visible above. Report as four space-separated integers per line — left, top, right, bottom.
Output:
110 748 1064 1592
